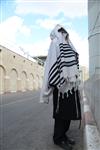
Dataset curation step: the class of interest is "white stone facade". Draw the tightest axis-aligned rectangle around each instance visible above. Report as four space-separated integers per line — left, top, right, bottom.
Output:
85 0 100 132
88 0 100 76
0 45 44 94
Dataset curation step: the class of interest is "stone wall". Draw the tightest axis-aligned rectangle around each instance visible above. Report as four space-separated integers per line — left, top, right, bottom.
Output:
0 45 44 94
84 74 100 131
88 0 100 76
87 0 100 132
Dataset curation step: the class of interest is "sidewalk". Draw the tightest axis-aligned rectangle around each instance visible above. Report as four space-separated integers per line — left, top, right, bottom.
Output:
83 95 100 150
66 120 83 150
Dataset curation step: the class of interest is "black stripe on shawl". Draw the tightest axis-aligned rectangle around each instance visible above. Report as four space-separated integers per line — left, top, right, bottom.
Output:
49 70 60 83
59 62 78 69
49 56 78 82
49 62 58 78
59 43 79 56
48 43 79 87
49 74 60 85
49 77 65 87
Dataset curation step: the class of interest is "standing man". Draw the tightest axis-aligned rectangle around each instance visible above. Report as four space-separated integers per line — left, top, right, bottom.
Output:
40 24 81 150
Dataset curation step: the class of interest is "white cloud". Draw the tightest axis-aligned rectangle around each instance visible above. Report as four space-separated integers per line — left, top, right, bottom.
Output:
0 16 31 43
36 18 72 30
15 0 87 18
20 37 50 57
19 25 31 36
0 16 22 43
0 16 32 59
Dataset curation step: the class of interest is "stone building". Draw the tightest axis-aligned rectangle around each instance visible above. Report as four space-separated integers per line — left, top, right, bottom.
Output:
84 0 100 131
80 66 89 82
0 45 44 94
88 0 100 76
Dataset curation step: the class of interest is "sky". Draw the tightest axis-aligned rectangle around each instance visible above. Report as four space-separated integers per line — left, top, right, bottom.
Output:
0 0 89 67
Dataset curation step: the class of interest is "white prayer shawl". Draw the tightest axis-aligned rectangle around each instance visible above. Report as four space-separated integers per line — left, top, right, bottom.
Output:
40 24 80 103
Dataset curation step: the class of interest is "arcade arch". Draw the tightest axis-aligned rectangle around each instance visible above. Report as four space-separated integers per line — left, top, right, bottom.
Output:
0 65 6 94
10 68 18 92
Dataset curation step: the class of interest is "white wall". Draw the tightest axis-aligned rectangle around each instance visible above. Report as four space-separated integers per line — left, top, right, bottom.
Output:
85 0 100 131
88 0 100 76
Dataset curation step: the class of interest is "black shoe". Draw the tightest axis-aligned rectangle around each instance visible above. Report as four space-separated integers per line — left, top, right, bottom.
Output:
54 141 72 150
65 136 75 145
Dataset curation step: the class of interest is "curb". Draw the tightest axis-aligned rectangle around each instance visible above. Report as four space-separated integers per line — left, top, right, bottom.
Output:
83 96 100 150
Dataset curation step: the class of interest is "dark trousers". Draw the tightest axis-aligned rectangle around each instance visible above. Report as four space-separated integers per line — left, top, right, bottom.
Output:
53 87 71 143
53 118 71 143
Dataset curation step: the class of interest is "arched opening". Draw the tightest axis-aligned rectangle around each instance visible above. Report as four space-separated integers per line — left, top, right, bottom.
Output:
10 68 18 92
0 66 6 94
29 73 34 90
36 74 39 89
21 71 27 91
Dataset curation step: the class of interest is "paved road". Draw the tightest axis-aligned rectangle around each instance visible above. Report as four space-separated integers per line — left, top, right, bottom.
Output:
0 90 83 150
